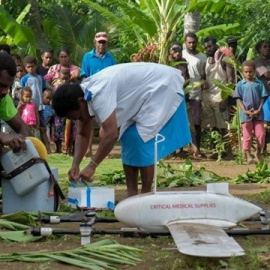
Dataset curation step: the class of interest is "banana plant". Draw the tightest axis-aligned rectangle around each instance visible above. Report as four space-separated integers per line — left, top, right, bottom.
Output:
41 5 110 65
83 0 188 64
212 79 243 164
0 4 36 55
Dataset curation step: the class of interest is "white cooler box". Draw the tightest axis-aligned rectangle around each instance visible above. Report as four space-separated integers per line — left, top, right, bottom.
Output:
68 186 115 209
1 168 58 214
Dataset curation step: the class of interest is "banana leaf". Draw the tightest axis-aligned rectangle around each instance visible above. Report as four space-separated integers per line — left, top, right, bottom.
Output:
1 212 37 227
0 7 35 54
0 239 142 269
0 219 29 231
212 79 235 100
0 231 41 243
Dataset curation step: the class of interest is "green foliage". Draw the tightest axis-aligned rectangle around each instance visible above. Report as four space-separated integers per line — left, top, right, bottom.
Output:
244 190 270 205
98 170 126 185
212 79 234 100
48 154 270 190
83 0 187 63
201 128 212 149
0 239 143 269
188 0 236 14
157 159 229 187
0 0 30 18
0 231 42 243
48 154 123 192
0 6 36 55
1 0 270 65
211 130 226 162
1 211 37 227
197 23 240 38
0 219 29 231
231 161 270 184
51 0 93 16
0 211 70 234
41 5 100 65
190 0 270 59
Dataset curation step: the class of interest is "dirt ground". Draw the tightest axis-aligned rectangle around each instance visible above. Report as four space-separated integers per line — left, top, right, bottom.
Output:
0 144 270 269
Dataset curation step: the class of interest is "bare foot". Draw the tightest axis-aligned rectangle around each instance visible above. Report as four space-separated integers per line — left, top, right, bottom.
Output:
254 154 262 163
247 158 255 164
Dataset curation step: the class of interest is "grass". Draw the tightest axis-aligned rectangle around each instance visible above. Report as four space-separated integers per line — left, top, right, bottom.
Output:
47 154 122 191
243 190 270 205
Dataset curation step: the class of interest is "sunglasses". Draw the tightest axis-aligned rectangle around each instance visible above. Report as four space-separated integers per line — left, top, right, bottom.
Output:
98 40 107 44
171 47 182 52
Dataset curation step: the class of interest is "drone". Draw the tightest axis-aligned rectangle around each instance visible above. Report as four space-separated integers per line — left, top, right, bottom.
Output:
29 135 270 258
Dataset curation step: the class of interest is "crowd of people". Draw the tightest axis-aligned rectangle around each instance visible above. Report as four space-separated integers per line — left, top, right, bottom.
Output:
1 31 270 194
0 32 116 156
168 34 270 164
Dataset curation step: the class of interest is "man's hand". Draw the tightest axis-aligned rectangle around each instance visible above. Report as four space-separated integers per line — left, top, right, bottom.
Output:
244 108 255 118
70 69 80 82
219 100 228 112
0 133 26 153
68 165 81 183
252 109 261 116
79 163 96 183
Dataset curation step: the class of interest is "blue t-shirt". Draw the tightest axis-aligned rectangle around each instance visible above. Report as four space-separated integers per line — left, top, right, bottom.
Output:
80 49 117 78
42 105 53 125
20 73 46 111
234 78 267 123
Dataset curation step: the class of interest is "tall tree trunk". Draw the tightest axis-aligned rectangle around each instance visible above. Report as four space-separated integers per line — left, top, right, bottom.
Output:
184 0 200 35
29 0 49 48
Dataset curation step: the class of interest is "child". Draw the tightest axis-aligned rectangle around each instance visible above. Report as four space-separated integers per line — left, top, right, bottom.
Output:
36 48 54 77
20 55 46 140
17 87 40 139
234 60 267 164
11 53 22 65
51 69 70 153
52 68 76 154
41 89 53 154
11 64 26 107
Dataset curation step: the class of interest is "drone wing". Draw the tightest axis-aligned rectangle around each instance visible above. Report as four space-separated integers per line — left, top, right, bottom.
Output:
167 221 245 257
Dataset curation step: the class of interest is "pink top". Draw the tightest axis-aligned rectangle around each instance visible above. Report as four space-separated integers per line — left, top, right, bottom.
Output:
20 102 37 126
44 64 80 88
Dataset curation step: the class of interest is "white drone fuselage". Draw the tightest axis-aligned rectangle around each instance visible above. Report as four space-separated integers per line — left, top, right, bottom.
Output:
114 183 261 233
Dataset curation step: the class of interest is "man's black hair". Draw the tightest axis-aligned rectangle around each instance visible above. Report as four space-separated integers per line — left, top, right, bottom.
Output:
170 41 181 47
255 40 270 53
226 36 237 45
0 44 11 54
57 48 70 56
23 55 37 66
185 32 198 41
40 48 54 56
52 84 84 117
203 36 217 44
0 52 16 76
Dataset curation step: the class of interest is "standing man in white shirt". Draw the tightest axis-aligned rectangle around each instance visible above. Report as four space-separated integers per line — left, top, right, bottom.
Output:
183 32 207 157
